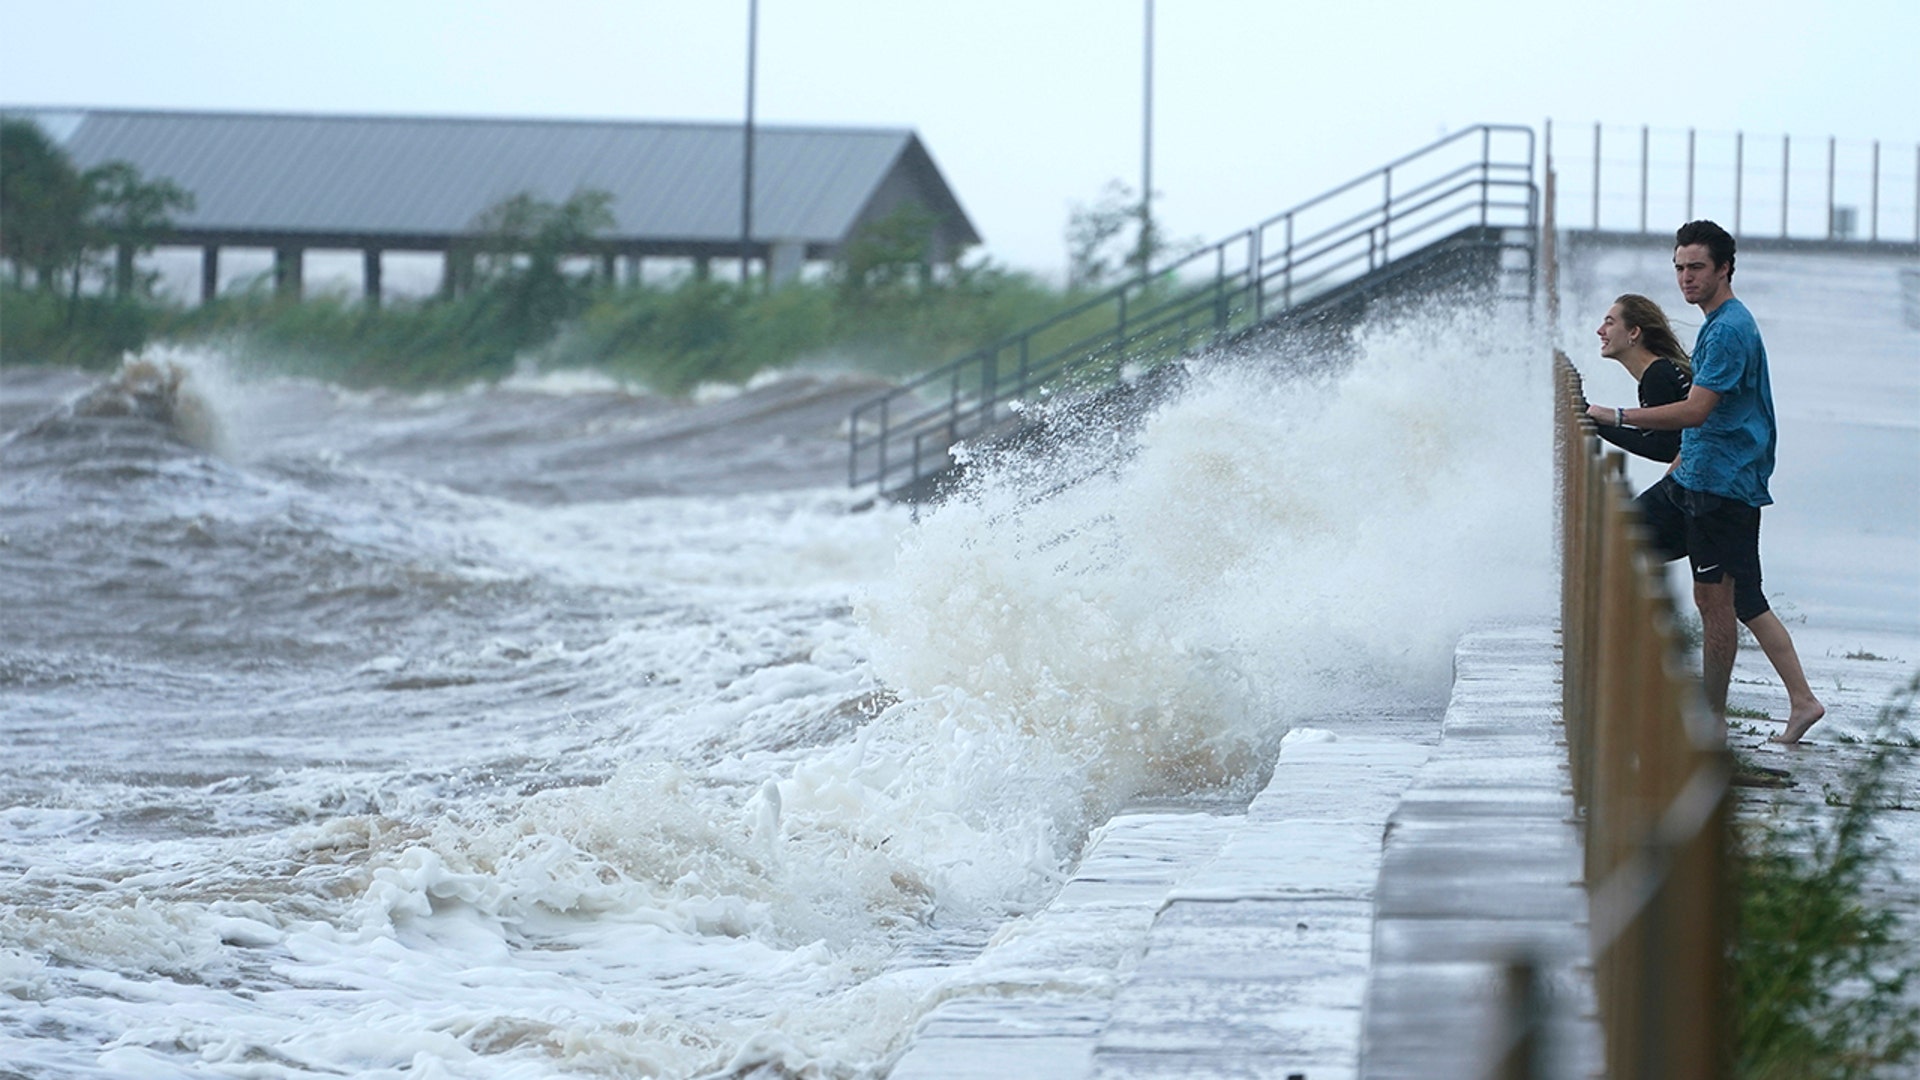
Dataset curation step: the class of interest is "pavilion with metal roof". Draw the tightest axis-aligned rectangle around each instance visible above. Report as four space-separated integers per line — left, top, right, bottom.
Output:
12 107 981 302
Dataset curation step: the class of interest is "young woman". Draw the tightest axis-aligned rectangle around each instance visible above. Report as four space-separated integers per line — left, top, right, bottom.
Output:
1590 293 1693 463
1584 296 1697 612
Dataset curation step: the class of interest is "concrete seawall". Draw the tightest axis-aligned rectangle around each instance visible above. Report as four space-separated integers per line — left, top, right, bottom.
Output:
890 623 1920 1078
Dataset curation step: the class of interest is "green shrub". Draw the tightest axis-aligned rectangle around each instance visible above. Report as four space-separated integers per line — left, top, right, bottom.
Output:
0 283 158 369
10 256 1111 395
166 288 518 388
1734 673 1920 1078
545 267 1078 394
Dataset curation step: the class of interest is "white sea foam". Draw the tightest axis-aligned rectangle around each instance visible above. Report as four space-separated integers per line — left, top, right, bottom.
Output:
499 364 644 397
863 305 1555 817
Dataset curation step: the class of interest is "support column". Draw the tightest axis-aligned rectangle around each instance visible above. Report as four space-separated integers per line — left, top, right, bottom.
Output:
623 254 642 286
201 245 220 305
769 240 804 286
441 248 474 298
273 246 304 299
693 256 711 282
363 249 384 308
114 245 135 297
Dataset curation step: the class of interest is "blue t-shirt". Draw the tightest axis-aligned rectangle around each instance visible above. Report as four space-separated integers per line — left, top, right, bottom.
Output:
1675 297 1776 507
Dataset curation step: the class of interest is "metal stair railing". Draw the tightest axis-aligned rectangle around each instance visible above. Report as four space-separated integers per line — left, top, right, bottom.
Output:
848 123 1538 497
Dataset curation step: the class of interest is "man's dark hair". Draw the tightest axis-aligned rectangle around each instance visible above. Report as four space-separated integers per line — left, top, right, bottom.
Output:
1675 219 1736 278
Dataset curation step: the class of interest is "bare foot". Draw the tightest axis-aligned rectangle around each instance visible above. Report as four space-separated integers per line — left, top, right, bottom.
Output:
1769 700 1827 745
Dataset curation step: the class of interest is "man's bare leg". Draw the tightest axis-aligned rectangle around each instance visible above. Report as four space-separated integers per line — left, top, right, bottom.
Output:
1695 578 1738 724
1745 609 1827 743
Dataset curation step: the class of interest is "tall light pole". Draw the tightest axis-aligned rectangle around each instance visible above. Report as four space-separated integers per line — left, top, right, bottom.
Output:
1138 0 1155 275
741 0 758 285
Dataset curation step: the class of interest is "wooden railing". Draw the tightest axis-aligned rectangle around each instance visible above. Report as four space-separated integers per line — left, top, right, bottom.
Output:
1555 352 1732 1079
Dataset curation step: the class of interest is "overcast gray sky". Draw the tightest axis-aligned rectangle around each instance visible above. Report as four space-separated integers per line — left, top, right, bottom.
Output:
4 0 1916 274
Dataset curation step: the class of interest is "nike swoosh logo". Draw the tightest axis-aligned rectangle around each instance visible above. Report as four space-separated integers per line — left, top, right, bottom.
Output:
1697 564 1720 574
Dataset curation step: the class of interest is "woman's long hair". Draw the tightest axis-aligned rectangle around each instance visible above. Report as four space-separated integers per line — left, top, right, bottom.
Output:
1615 293 1692 373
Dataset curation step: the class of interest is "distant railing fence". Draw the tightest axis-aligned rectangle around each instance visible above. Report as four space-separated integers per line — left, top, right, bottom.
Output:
1548 120 1920 245
1554 352 1732 1079
848 124 1537 497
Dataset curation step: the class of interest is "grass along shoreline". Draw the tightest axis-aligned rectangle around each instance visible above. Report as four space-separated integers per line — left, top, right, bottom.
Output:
1 266 1103 395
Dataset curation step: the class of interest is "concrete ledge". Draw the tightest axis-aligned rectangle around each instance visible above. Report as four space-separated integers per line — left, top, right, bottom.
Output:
1087 732 1433 1079
888 811 1244 1080
1359 626 1601 1080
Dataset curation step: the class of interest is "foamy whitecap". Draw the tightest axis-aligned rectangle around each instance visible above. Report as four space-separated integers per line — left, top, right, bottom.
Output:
861 302 1556 823
499 365 645 397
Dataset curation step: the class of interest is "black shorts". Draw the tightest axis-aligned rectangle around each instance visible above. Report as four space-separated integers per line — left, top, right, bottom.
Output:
1634 475 1770 621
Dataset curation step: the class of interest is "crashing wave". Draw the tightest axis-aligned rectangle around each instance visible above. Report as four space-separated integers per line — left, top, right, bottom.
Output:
37 355 221 450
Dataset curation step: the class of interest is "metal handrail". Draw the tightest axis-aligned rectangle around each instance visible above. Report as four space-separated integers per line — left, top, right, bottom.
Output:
1551 122 1920 245
848 123 1537 496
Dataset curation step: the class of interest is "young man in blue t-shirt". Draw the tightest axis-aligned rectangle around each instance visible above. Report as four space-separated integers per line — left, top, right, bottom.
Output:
1587 220 1825 743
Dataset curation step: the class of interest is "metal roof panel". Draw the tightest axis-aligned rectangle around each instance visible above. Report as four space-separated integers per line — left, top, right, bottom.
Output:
9 108 978 248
